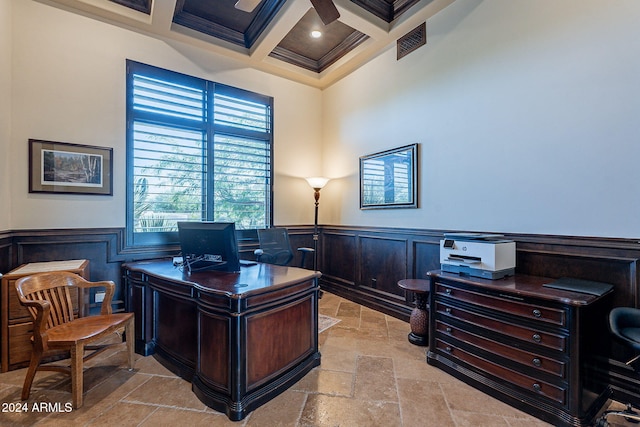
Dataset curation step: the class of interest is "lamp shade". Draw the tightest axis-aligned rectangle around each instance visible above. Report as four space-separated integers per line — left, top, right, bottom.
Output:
305 177 330 190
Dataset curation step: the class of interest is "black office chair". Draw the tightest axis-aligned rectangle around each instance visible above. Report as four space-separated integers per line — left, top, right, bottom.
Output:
254 227 314 267
594 307 640 426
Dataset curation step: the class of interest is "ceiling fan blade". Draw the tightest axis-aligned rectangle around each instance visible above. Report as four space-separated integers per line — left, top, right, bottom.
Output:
310 0 340 25
235 0 262 13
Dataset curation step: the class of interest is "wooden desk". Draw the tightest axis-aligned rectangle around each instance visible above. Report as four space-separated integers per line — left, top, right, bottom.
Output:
123 259 322 421
427 270 614 427
1 259 90 372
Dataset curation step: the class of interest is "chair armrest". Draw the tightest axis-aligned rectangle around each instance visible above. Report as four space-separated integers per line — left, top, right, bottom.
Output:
76 278 115 315
297 247 315 253
21 299 51 351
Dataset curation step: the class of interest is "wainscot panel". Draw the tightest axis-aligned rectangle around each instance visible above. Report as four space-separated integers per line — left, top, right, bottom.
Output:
1 228 179 314
1 226 640 406
317 225 640 408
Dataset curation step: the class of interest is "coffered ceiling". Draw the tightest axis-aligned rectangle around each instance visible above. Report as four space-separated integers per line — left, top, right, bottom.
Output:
37 0 455 88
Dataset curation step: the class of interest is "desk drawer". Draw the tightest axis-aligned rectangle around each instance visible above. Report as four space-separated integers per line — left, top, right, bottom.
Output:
435 320 566 379
435 282 566 327
435 338 567 406
434 301 567 352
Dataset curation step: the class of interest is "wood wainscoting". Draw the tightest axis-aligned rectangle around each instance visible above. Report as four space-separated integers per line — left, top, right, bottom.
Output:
316 225 640 407
0 228 177 314
1 226 640 405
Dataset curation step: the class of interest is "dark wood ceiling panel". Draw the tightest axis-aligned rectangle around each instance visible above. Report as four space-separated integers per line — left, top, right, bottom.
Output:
271 9 368 73
270 30 368 73
179 0 256 33
109 0 152 15
350 0 421 22
270 8 368 73
350 0 393 21
173 0 287 48
277 9 356 60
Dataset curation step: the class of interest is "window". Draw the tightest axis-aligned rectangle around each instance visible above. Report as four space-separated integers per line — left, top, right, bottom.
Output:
126 61 273 246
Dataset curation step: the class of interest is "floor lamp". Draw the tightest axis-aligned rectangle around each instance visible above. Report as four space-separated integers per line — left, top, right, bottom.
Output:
305 177 329 271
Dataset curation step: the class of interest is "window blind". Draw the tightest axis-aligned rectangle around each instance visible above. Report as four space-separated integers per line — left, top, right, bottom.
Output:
127 61 273 245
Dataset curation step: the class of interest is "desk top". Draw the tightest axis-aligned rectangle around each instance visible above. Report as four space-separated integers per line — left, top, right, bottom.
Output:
428 270 613 306
124 259 321 297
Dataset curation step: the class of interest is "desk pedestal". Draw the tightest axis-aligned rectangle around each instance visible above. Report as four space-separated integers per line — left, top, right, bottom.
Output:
124 260 321 421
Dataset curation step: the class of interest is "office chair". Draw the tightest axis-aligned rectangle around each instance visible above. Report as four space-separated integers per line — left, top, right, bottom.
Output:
254 227 314 267
594 307 640 426
15 271 135 408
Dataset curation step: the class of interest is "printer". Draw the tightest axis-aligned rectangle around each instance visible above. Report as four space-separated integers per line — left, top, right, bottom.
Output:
440 233 515 280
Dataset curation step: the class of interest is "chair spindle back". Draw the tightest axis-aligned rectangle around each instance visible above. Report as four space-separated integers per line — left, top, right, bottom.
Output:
17 272 78 330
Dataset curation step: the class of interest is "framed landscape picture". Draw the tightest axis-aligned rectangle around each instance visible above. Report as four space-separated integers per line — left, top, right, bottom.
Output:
29 139 113 195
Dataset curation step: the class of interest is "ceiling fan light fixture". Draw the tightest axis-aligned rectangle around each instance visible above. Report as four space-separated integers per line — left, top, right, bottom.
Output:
310 0 340 25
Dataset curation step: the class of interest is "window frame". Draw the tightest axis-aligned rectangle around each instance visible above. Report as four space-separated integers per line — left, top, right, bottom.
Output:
125 60 274 247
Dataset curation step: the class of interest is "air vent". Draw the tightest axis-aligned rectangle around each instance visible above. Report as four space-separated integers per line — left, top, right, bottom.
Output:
397 22 426 60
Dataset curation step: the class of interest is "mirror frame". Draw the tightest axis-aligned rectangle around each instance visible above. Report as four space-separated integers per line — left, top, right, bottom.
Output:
359 143 418 210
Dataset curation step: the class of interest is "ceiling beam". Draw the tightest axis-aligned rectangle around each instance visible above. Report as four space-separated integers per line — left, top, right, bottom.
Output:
150 0 177 33
248 0 310 62
34 0 457 89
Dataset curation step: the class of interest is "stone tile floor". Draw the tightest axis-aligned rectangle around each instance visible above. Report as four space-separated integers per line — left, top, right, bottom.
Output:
0 292 629 426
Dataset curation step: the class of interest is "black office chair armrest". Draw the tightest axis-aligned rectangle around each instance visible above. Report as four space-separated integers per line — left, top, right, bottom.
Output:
610 307 640 353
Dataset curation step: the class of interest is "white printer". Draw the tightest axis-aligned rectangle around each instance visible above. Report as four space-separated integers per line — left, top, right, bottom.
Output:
440 233 515 280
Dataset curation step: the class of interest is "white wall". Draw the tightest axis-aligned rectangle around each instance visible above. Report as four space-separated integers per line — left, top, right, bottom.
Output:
321 0 640 238
8 0 640 239
9 0 322 230
0 0 11 230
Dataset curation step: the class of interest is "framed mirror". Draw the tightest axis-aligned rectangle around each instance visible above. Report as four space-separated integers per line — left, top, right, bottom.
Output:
360 143 418 210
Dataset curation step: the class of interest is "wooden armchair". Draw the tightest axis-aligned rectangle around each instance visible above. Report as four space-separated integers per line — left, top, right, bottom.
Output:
14 271 134 408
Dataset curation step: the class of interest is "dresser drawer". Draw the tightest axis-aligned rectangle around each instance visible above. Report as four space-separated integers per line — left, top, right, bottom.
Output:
7 280 32 322
434 301 567 352
428 271 612 426
435 282 567 327
2 260 89 372
435 320 566 379
435 338 567 406
8 323 34 367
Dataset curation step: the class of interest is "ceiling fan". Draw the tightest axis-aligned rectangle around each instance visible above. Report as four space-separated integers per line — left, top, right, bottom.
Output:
235 0 340 25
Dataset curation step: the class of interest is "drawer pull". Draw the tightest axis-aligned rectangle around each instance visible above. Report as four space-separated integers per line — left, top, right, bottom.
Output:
533 383 542 392
532 358 542 367
445 288 452 295
532 334 542 343
445 346 452 353
445 307 451 314
446 327 452 333
532 309 542 318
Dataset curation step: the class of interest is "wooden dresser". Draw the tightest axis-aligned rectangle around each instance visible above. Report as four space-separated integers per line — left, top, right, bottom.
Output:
427 270 613 427
1 259 89 372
